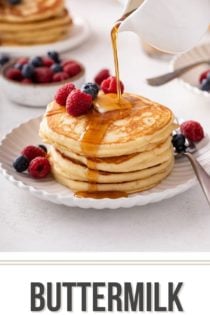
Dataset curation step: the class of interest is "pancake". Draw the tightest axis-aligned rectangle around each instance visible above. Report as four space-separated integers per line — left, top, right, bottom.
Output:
49 146 174 183
51 159 174 194
0 0 64 23
40 94 175 158
51 136 173 173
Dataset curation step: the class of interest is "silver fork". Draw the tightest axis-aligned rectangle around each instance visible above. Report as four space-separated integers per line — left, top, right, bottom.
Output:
175 140 210 205
146 59 210 86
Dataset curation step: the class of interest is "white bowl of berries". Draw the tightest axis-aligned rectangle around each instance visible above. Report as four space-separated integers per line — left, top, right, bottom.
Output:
171 42 210 98
1 51 85 107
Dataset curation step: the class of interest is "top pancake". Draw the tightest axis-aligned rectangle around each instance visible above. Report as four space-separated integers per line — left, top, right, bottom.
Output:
39 93 175 158
0 0 64 23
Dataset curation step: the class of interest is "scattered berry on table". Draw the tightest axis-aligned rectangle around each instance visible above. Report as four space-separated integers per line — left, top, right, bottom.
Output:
53 72 68 82
66 89 93 116
51 63 63 73
81 82 99 99
172 134 186 153
38 145 48 153
47 51 60 63
13 155 29 172
54 82 75 106
42 57 54 67
0 54 10 66
6 68 22 81
30 56 43 67
94 69 110 86
21 64 35 79
63 62 81 77
200 77 210 92
21 145 46 162
101 76 124 94
180 120 204 142
199 69 210 84
28 157 51 179
34 67 53 83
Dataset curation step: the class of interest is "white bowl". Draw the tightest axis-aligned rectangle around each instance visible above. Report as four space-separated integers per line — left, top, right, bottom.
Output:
171 42 210 98
1 61 85 107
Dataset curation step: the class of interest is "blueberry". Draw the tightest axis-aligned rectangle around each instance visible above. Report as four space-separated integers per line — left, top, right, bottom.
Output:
30 56 42 67
47 51 60 63
201 78 210 92
51 63 63 73
0 54 10 66
8 0 21 4
172 134 186 151
175 145 187 153
13 155 29 172
81 82 99 99
21 64 35 79
38 144 47 153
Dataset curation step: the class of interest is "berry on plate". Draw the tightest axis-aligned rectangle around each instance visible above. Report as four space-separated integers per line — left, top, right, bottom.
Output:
172 134 186 153
51 63 63 73
54 82 75 106
21 145 46 162
38 144 48 153
180 120 204 142
28 157 51 179
6 68 22 81
81 82 99 99
64 62 81 77
94 69 110 86
13 155 29 172
200 77 210 92
101 76 124 94
66 89 93 116
34 67 53 83
22 78 33 84
53 72 69 82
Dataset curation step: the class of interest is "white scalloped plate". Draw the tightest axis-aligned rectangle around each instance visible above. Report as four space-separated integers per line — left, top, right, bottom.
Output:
0 16 90 57
1 116 210 209
171 42 210 99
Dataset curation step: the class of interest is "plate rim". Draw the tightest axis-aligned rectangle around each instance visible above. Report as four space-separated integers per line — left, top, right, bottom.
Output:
0 116 197 209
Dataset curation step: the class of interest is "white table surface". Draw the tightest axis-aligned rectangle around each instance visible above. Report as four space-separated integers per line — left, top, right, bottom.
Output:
1 0 210 252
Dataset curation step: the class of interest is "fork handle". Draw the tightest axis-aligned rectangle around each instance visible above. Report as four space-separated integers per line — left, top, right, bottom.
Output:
184 152 210 205
147 60 209 86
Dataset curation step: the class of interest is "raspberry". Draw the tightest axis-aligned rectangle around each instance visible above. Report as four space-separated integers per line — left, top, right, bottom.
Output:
61 60 77 67
21 145 46 162
28 157 51 179
42 57 54 67
34 67 53 83
54 82 75 106
53 72 68 82
101 76 124 94
94 68 110 86
199 69 210 84
66 89 92 116
6 68 22 81
180 120 204 142
16 57 29 66
22 78 32 84
64 62 81 77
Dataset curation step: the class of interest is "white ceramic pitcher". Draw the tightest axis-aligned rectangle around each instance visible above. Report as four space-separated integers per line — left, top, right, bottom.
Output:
119 0 210 53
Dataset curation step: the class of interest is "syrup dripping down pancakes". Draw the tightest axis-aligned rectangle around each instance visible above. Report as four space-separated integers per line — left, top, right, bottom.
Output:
39 93 176 198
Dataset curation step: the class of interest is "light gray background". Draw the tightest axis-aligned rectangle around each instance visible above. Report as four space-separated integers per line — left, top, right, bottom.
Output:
1 0 210 251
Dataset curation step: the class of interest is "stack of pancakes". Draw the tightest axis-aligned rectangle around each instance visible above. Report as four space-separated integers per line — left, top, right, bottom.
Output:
0 0 73 45
39 93 176 197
